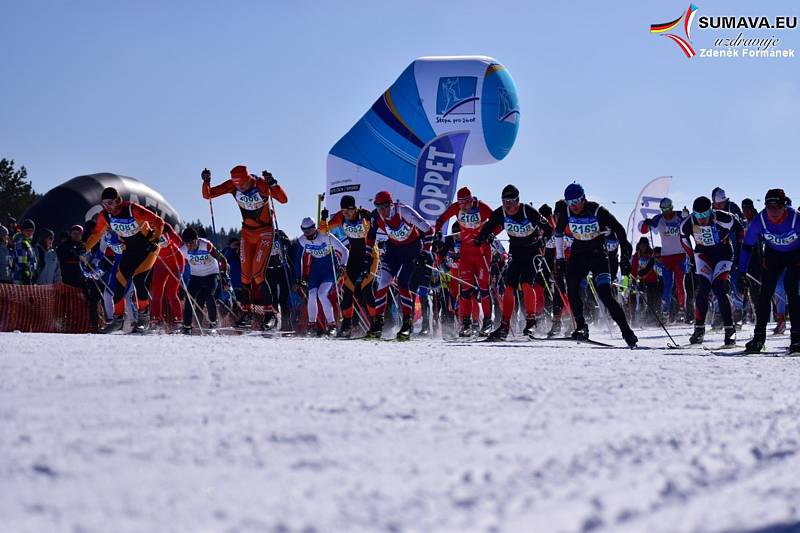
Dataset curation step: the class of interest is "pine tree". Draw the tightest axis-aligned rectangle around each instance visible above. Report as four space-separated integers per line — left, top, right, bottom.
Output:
0 158 38 220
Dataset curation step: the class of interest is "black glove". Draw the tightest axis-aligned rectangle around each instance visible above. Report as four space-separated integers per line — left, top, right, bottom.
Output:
474 234 486 246
643 218 653 228
201 168 211 181
415 250 433 268
321 208 329 221
434 230 443 242
262 170 277 187
620 256 631 277
146 240 159 253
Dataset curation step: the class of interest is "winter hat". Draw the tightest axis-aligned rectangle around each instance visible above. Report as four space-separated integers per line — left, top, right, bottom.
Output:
374 191 393 206
741 198 755 210
659 197 673 210
765 188 786 206
0 225 8 238
230 165 252 189
181 227 198 242
340 195 357 210
70 224 84 233
40 228 54 241
101 187 119 201
300 217 316 232
21 218 35 231
539 204 553 218
712 187 727 203
692 196 712 214
564 183 585 202
457 186 472 201
501 184 519 200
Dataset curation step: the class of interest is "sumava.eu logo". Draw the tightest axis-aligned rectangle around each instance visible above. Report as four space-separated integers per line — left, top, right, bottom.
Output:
651 4 699 58
436 76 478 117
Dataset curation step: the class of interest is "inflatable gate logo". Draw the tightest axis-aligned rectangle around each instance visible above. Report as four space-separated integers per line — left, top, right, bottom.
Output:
650 4 699 59
326 56 520 225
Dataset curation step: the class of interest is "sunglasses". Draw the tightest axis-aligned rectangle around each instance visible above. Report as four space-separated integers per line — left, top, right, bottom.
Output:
693 209 712 219
375 202 391 209
660 206 673 212
502 197 519 204
566 197 583 207
765 202 785 211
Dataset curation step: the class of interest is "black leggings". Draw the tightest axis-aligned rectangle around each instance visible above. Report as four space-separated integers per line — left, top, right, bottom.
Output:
184 274 218 327
694 275 733 327
755 248 799 335
566 249 631 333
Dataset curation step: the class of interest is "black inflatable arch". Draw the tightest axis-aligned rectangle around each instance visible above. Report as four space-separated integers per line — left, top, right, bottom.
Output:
23 173 182 238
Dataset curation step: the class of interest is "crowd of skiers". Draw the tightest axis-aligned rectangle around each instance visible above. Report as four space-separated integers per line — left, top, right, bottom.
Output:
4 165 797 354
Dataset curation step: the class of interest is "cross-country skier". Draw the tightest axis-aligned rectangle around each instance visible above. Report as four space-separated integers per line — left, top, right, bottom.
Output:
434 186 494 336
680 195 742 346
202 166 288 329
739 189 800 354
475 184 551 340
149 222 185 328
179 227 227 334
554 183 638 347
297 217 348 336
640 197 689 320
83 187 165 333
364 190 434 340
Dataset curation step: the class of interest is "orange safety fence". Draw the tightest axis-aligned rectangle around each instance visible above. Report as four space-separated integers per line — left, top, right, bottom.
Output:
0 283 93 333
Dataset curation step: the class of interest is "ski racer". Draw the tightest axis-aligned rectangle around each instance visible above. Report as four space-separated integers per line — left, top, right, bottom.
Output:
739 189 800 354
84 187 165 333
475 184 551 340
681 196 742 346
554 183 638 347
202 166 288 329
149 222 185 328
640 197 688 319
179 227 227 334
297 217 348 336
434 186 494 336
364 190 434 340
321 195 379 337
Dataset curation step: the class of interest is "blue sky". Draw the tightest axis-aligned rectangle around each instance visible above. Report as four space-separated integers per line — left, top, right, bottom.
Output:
1 0 797 233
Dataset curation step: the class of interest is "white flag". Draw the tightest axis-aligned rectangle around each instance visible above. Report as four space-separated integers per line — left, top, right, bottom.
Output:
626 176 672 247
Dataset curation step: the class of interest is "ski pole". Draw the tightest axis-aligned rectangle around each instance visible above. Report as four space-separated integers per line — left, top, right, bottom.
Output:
613 281 679 348
157 255 205 335
268 194 297 328
425 264 478 290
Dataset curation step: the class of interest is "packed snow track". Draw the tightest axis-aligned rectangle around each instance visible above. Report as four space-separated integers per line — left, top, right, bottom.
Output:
2 329 800 533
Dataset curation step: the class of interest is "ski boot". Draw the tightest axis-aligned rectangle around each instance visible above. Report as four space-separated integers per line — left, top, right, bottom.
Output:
487 321 510 340
261 311 277 331
570 324 589 341
306 323 323 337
522 316 537 337
745 331 766 354
207 321 218 335
99 315 125 334
723 325 737 347
325 322 337 336
689 325 705 345
181 324 192 336
773 315 786 335
547 315 562 338
396 317 413 341
338 317 352 338
132 309 151 333
418 314 431 336
622 328 639 348
479 316 493 337
458 317 473 338
235 312 252 329
364 316 384 340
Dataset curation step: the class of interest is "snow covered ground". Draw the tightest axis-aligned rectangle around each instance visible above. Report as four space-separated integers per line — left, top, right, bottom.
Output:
2 327 800 533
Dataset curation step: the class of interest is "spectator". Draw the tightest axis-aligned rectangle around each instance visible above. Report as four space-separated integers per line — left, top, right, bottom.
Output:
5 215 19 235
36 229 61 284
58 224 87 289
0 224 12 283
13 219 38 284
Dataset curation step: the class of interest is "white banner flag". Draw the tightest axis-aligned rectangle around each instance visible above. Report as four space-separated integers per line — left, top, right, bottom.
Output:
626 176 672 247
